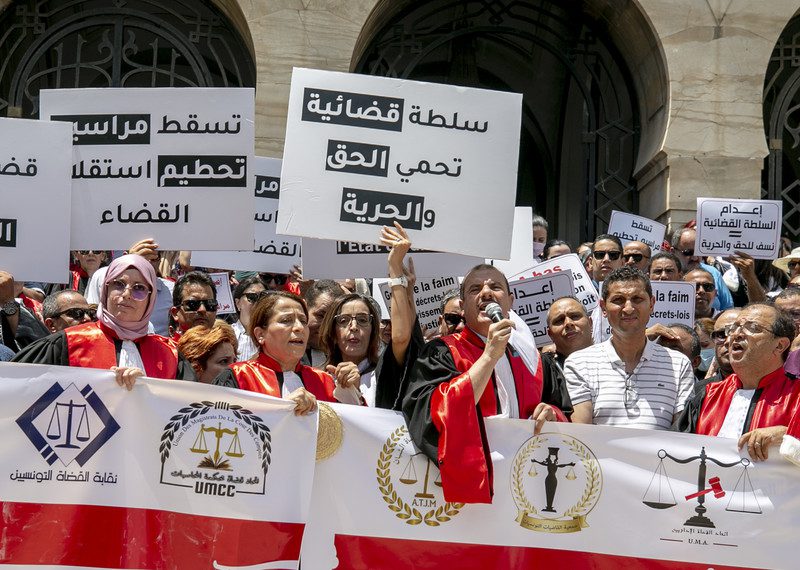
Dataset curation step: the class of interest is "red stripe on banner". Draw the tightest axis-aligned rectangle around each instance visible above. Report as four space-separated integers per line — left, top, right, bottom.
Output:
333 534 757 570
0 501 303 568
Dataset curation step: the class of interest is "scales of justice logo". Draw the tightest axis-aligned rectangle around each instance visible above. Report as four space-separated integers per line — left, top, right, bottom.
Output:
510 433 602 533
642 446 761 528
16 382 120 466
159 401 272 498
377 426 465 526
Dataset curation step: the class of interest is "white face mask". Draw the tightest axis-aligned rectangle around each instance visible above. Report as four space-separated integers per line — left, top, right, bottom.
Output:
698 347 715 372
532 241 545 258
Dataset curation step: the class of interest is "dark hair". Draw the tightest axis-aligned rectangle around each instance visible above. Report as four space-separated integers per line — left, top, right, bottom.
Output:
248 291 307 345
591 234 622 251
459 264 510 299
543 239 570 259
774 286 800 302
42 290 84 320
173 271 216 306
668 323 701 360
650 251 682 274
304 279 346 308
233 275 267 302
319 293 381 368
684 267 715 284
439 288 461 314
601 266 652 300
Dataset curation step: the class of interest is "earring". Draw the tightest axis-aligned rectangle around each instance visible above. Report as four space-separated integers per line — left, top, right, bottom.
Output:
258 338 264 343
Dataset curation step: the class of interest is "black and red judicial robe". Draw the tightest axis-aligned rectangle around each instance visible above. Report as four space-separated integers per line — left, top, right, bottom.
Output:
402 327 568 504
213 352 336 402
676 367 800 436
10 321 195 381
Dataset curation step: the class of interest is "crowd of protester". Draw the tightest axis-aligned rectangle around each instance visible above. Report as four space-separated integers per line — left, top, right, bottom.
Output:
3 214 800 498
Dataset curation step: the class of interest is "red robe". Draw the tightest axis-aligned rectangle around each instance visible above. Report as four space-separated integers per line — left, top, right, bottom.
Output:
678 367 800 436
225 352 336 402
403 327 567 504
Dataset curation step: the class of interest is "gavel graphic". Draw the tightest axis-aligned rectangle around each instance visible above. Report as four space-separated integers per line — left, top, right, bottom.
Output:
685 476 725 501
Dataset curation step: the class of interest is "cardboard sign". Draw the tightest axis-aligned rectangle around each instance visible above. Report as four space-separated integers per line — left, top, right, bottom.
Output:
377 276 459 332
209 272 235 315
487 207 535 275
511 254 598 313
511 271 575 343
39 88 255 250
0 118 73 282
191 157 301 273
608 211 666 252
301 238 481 279
649 281 695 328
278 68 522 258
696 198 782 259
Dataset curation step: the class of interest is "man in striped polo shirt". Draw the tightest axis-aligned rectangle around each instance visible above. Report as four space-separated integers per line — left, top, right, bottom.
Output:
564 266 695 430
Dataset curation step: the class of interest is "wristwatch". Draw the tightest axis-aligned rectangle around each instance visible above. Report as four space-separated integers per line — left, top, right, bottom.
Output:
1 300 18 316
388 275 408 288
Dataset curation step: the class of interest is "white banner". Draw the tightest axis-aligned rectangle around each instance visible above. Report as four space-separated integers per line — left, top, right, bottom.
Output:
39 88 255 251
303 404 800 569
301 238 480 279
487 206 535 274
377 276 459 332
696 198 782 259
0 118 73 282
512 253 598 313
192 157 302 273
608 210 666 252
511 271 575 343
650 281 696 328
278 68 522 258
0 363 316 569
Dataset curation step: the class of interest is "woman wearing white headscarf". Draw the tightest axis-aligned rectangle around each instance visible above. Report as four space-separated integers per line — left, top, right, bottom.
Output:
12 254 195 387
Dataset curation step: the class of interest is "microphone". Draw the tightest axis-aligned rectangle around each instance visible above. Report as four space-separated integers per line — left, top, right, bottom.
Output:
485 302 504 323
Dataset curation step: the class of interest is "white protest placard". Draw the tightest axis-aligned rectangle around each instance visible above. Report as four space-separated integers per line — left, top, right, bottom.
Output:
510 271 574 344
0 118 73 282
608 210 666 252
649 281 695 328
511 254 598 313
301 238 481 279
371 278 390 319
191 157 301 273
39 88 255 250
208 272 235 314
278 68 522 258
696 198 782 259
487 207 535 275
378 276 459 332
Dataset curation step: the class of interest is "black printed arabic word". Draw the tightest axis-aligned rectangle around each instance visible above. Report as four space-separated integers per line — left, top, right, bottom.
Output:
409 105 488 133
255 240 299 257
302 88 404 132
52 114 150 145
396 157 461 182
335 241 435 255
73 159 151 180
340 188 435 231
326 139 390 177
255 175 280 199
0 157 37 177
0 218 17 247
158 156 247 188
101 203 189 225
254 210 277 223
157 114 242 135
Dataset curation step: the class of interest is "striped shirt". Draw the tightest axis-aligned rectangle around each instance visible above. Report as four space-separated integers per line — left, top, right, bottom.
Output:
564 339 694 430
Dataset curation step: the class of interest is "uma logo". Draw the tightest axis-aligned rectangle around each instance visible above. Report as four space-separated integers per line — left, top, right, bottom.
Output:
16 382 120 466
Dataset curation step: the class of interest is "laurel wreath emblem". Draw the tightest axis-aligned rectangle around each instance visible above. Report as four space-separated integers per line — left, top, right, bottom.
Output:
159 401 272 476
376 426 464 526
511 437 542 515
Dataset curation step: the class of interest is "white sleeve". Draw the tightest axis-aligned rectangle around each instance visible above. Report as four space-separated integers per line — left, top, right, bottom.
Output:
85 266 107 304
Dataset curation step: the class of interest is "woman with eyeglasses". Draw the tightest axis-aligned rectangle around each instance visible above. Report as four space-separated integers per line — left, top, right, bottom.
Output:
231 275 268 360
316 223 422 409
213 291 335 415
13 255 195 387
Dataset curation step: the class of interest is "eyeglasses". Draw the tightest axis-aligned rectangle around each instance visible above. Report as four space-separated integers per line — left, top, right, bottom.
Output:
181 299 219 312
108 279 151 301
624 373 638 408
623 253 647 263
259 273 287 285
727 321 774 336
693 282 715 293
77 250 103 255
243 291 269 304
444 313 465 327
334 313 372 328
592 250 622 261
711 328 730 344
788 261 800 271
53 307 95 321
679 249 695 257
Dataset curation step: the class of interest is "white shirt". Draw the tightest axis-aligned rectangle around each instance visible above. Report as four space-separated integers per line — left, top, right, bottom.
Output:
717 389 756 438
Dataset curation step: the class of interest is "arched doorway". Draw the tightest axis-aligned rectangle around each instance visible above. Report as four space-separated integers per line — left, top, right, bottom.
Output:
763 13 800 246
0 0 255 119
352 0 654 244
